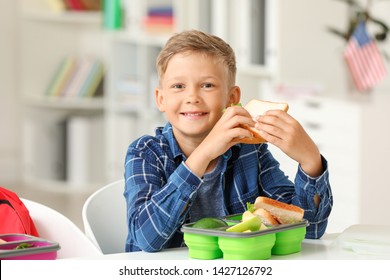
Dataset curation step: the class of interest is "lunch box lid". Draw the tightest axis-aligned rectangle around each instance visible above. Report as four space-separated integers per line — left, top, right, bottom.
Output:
181 218 309 238
0 234 60 259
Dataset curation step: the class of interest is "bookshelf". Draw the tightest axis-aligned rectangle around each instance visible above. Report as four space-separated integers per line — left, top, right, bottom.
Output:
18 0 108 193
18 0 278 192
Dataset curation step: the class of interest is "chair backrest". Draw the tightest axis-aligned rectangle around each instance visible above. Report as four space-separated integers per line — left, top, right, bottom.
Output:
82 179 127 254
21 198 102 259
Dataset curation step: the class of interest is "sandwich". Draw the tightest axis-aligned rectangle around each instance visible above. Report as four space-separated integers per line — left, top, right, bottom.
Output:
252 207 279 226
239 99 289 144
254 196 304 224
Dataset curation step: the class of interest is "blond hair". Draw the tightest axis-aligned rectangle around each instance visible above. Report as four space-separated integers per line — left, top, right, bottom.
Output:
156 30 237 87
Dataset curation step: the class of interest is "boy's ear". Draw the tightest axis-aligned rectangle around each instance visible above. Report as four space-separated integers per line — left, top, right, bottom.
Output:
228 86 241 106
155 87 165 112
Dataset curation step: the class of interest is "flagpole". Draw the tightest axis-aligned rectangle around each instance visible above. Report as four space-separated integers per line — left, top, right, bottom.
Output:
366 0 373 11
366 0 373 21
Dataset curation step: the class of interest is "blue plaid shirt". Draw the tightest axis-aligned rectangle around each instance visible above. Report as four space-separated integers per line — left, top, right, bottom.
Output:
124 123 333 252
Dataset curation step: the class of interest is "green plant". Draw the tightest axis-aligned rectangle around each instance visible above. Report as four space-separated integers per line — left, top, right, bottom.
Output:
327 0 389 42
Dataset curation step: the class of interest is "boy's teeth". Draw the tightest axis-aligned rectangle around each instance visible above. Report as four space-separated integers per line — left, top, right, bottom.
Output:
185 113 202 116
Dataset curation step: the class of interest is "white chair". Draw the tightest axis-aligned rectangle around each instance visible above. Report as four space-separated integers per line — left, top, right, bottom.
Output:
82 179 127 254
21 198 102 259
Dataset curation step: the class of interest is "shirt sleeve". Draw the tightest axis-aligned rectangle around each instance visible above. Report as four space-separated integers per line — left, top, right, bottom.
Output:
259 145 333 239
124 142 202 252
294 155 333 239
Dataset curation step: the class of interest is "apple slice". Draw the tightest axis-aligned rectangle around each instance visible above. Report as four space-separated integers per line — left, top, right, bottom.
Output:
226 216 262 232
241 203 268 230
242 210 256 222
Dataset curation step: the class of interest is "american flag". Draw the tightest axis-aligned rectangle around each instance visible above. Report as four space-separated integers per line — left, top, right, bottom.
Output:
344 20 387 92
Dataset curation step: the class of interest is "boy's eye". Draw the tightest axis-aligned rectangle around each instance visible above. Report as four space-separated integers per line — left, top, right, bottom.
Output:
202 83 214 88
172 84 184 89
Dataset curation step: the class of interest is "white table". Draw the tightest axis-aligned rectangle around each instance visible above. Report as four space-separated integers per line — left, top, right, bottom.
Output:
80 232 390 260
4 231 389 280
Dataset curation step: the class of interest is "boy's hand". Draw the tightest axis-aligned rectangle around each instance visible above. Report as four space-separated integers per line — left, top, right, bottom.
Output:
205 105 255 156
254 110 323 177
186 105 255 177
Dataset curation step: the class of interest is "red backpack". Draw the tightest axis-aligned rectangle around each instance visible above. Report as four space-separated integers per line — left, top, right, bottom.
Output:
0 186 39 236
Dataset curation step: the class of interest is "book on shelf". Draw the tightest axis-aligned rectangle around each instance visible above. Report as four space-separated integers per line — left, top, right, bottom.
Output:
142 5 174 34
46 56 78 97
143 16 174 34
66 116 90 184
60 57 84 98
78 59 104 98
46 0 101 11
79 0 101 11
46 56 105 99
63 0 85 11
66 115 104 185
22 118 67 181
88 115 105 183
45 0 67 12
143 16 174 26
147 6 173 18
62 57 93 98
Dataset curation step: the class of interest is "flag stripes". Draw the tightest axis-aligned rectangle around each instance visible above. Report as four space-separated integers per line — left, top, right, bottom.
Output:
344 21 387 92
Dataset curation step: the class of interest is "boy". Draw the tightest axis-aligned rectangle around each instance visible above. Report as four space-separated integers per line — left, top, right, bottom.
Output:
124 30 332 252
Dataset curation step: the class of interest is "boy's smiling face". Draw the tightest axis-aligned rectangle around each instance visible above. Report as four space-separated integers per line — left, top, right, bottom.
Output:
155 51 239 144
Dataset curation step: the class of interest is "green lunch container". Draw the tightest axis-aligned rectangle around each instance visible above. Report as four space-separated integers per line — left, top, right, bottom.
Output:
218 233 276 260
184 233 222 260
272 226 307 255
182 218 308 260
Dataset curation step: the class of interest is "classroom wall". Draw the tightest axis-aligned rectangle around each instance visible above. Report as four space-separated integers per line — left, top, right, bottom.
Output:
0 0 19 183
278 0 390 95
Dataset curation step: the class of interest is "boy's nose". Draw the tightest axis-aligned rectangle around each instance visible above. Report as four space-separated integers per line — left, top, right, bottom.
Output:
185 87 201 103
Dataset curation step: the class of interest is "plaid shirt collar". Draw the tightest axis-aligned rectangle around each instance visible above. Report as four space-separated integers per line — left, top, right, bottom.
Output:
161 122 237 163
